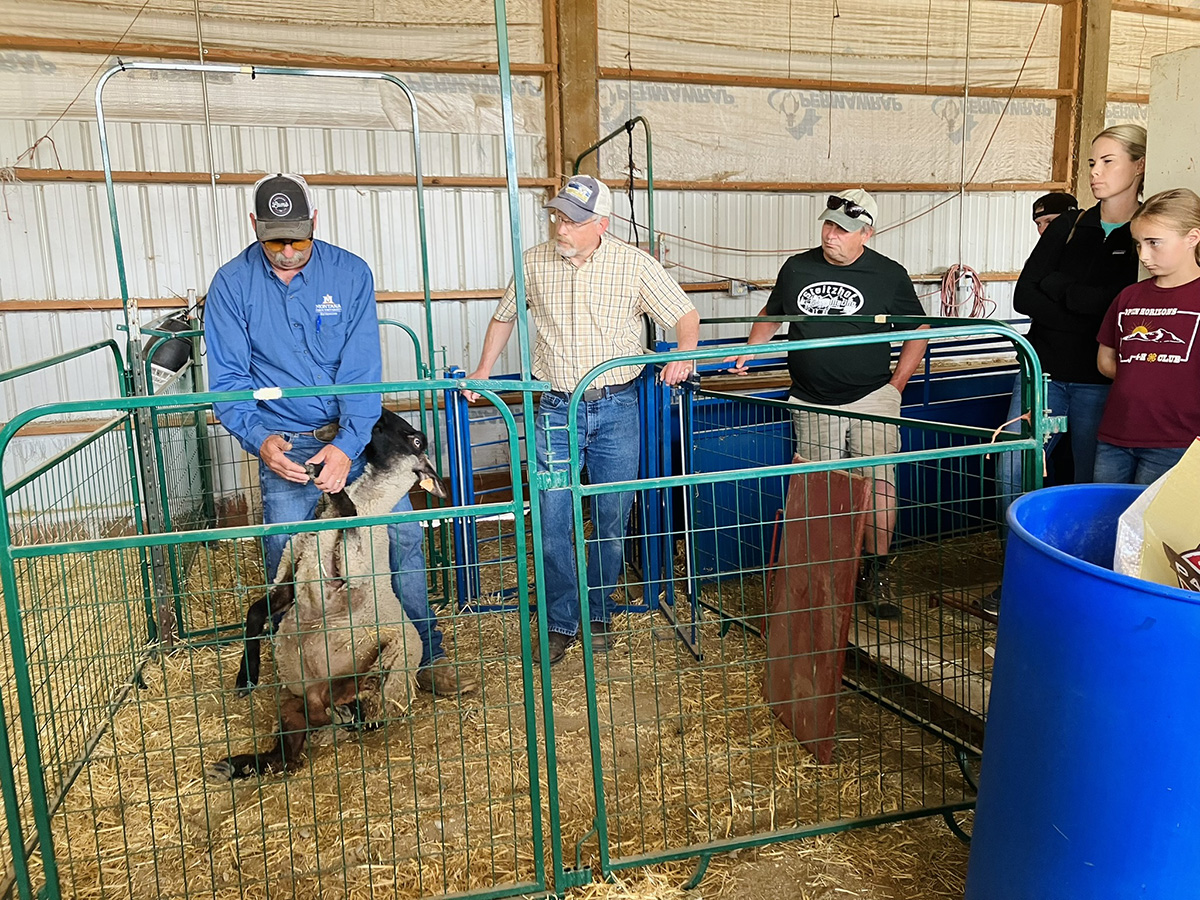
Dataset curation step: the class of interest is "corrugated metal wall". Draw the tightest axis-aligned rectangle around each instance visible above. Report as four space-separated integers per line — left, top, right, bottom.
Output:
0 182 1036 399
1 176 1037 380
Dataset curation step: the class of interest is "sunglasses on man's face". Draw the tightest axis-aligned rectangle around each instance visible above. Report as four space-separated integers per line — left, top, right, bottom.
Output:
826 195 874 223
261 238 313 253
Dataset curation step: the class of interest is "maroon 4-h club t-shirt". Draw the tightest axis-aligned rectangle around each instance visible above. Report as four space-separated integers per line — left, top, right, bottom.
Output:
1097 276 1200 448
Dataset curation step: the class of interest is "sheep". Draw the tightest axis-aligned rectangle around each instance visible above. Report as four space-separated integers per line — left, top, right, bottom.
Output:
206 409 447 782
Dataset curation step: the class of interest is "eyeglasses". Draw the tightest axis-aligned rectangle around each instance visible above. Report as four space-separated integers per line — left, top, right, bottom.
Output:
548 212 599 229
826 195 874 223
261 238 313 253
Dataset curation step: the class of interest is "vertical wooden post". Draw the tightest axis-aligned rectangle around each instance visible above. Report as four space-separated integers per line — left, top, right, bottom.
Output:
542 0 563 183
1073 0 1113 206
556 0 600 177
1052 0 1082 189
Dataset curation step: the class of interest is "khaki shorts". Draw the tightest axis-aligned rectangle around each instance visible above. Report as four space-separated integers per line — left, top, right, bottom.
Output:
788 383 902 484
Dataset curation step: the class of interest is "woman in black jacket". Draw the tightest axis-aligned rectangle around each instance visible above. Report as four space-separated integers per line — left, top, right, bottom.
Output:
989 124 1145 612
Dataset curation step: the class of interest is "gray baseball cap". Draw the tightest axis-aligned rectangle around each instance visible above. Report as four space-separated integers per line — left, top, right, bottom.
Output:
253 173 315 241
544 176 612 222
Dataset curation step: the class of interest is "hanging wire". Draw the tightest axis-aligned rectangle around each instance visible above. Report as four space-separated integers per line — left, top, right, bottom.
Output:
957 0 973 278
193 0 226 267
826 0 840 159
625 121 640 249
599 2 1049 297
940 263 995 317
1134 9 1151 97
924 0 934 91
788 0 795 80
9 0 154 170
881 1 1048 238
624 0 640 247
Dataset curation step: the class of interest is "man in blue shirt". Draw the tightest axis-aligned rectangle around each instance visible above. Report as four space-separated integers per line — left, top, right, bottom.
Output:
206 173 475 697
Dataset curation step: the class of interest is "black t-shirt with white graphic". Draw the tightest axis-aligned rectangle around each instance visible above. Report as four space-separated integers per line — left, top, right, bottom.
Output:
765 247 925 404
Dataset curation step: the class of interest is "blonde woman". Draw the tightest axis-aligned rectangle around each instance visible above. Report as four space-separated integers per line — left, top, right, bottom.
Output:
989 124 1146 613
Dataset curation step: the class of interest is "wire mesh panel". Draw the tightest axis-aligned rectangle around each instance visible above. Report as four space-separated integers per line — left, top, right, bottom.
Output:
560 339 1039 880
442 372 533 614
0 414 146 897
0 390 547 900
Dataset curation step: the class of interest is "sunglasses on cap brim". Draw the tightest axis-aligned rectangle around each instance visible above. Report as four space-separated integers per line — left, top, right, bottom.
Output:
260 238 313 252
826 195 874 223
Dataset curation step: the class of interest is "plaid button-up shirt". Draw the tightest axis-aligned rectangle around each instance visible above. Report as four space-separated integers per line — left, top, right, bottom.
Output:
494 235 695 391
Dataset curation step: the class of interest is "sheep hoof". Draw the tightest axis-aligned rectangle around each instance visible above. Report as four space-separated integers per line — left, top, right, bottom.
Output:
234 679 255 698
205 760 235 784
330 700 378 732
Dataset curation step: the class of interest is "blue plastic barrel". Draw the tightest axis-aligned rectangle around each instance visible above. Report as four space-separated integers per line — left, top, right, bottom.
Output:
966 484 1200 900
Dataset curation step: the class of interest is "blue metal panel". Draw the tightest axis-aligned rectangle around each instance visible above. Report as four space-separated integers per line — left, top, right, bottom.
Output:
685 364 1018 580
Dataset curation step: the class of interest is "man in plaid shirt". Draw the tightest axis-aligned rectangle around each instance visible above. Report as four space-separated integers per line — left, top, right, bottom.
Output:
463 176 700 665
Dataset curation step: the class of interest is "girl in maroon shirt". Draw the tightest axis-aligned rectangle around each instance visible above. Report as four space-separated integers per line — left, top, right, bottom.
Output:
1095 188 1200 484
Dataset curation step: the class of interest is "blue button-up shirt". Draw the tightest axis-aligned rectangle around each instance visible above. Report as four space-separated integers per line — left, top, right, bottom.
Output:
206 240 382 461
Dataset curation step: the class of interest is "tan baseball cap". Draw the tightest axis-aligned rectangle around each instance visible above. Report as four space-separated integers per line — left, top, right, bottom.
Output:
818 189 878 232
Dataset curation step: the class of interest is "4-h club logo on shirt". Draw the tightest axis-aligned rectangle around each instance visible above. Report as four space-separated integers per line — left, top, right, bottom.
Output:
1118 307 1200 364
795 281 866 315
316 294 342 317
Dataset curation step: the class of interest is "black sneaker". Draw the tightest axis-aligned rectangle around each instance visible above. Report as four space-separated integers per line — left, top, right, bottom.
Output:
589 620 615 653
856 565 901 619
532 631 573 666
981 586 1002 616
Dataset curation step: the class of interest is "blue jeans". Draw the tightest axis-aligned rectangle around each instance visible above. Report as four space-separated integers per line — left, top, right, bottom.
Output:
996 376 1110 530
535 385 641 637
1093 442 1187 486
259 433 443 667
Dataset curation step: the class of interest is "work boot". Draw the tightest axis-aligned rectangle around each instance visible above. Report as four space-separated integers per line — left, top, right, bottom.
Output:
589 620 615 653
532 631 573 666
981 585 1002 616
415 657 479 697
856 560 901 619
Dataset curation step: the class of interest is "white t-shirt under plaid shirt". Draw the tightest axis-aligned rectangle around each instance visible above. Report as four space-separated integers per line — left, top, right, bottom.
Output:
494 235 696 391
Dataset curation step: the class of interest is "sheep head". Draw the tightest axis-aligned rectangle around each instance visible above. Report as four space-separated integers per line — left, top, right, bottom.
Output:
366 409 448 499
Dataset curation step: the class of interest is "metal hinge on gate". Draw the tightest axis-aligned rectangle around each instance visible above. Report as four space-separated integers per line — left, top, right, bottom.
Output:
532 469 571 490
1043 414 1068 436
534 413 573 490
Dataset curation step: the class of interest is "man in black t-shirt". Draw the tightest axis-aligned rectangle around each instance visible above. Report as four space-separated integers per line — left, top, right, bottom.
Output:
728 189 928 618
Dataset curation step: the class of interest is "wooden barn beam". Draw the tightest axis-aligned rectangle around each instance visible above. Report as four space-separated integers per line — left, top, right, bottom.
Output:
10 169 1065 194
555 0 600 177
0 35 553 77
0 273 1025 313
1111 1 1200 22
595 68 1071 101
542 0 564 182
1053 0 1084 185
10 169 557 189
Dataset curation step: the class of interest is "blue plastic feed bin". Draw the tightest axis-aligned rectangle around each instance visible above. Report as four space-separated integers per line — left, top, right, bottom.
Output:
966 484 1200 900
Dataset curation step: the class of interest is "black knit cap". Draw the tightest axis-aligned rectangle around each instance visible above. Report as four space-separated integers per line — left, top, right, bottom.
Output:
253 174 314 241
1032 191 1078 221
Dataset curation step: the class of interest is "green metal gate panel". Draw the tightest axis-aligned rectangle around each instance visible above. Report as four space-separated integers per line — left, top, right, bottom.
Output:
552 329 1047 885
0 385 550 900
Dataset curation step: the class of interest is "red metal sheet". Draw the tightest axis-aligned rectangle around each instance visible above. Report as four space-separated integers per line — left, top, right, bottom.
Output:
764 460 872 764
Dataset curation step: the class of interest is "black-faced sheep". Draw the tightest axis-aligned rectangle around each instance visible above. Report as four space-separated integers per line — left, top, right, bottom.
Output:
206 410 447 782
